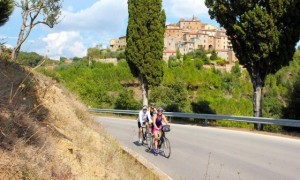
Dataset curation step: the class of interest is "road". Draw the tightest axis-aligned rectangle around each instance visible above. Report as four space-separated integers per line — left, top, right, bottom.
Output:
96 116 300 180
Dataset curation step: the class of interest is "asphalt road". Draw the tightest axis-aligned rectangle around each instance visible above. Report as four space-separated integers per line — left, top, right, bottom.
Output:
95 116 300 180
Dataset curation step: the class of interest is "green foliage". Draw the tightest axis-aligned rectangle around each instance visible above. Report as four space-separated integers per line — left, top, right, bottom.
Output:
115 90 140 110
168 55 176 61
117 51 125 60
210 50 218 60
87 45 124 60
37 67 62 82
16 52 43 67
0 0 14 26
205 0 300 119
191 101 215 114
60 57 67 63
176 49 181 60
87 46 102 59
43 48 300 133
194 58 204 70
231 62 241 77
168 58 181 68
216 59 226 66
150 82 189 112
125 0 166 86
284 72 300 119
16 51 57 67
54 60 135 108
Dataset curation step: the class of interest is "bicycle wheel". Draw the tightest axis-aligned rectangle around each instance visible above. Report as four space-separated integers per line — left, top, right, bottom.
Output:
161 137 171 158
141 127 147 145
145 135 153 152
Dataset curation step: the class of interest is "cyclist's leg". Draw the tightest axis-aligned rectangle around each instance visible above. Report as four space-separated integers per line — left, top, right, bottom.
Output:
153 129 159 152
138 121 142 144
146 121 152 135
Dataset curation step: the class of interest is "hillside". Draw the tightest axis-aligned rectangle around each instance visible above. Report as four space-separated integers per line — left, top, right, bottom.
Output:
0 60 157 179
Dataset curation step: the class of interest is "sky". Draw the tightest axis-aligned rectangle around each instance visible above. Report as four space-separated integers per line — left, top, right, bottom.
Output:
0 0 299 60
0 0 218 60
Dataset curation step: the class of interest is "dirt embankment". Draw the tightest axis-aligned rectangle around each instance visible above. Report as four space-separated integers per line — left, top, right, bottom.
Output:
0 60 158 179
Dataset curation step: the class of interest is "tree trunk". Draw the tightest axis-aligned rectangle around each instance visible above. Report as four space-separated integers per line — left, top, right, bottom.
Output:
252 73 264 130
12 8 31 61
141 75 148 106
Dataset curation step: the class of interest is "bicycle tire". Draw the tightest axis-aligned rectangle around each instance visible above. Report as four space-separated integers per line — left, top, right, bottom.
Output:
146 133 152 149
145 135 153 152
141 126 147 145
161 137 171 158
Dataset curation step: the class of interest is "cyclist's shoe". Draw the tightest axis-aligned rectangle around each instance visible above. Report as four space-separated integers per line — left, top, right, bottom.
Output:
154 148 158 156
139 139 142 144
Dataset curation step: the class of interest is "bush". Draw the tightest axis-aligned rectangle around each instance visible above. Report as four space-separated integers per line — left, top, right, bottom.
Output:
114 90 140 110
216 59 226 66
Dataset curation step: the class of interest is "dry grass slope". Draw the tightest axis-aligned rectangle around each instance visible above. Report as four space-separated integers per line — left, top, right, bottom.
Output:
0 60 159 179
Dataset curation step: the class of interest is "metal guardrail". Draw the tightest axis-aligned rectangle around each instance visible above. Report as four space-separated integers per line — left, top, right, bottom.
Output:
88 108 300 128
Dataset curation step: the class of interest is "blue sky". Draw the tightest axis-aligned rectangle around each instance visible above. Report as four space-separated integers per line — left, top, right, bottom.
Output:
0 0 299 60
0 0 218 59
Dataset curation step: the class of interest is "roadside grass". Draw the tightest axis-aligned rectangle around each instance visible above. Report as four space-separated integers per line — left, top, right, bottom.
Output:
0 60 159 179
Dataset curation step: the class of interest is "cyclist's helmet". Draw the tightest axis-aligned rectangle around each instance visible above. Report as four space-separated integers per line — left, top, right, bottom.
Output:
142 105 148 110
150 102 156 106
157 107 163 112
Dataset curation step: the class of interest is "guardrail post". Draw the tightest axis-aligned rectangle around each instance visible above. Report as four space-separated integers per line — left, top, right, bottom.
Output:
204 119 208 126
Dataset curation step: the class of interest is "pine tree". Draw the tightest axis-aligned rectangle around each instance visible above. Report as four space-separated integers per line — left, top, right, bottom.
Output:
205 0 300 130
125 0 166 106
0 0 14 27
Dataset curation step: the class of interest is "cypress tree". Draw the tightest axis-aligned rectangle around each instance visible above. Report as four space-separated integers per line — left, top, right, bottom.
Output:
0 0 14 27
205 0 300 130
125 0 166 106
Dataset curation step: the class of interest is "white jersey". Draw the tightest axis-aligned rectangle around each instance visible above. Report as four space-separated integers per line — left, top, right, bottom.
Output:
138 110 152 124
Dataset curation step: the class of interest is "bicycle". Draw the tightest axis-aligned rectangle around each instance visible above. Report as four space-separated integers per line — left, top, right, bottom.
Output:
147 125 171 158
141 123 152 149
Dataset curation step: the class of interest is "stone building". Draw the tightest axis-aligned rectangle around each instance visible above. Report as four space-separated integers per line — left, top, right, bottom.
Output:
109 16 237 63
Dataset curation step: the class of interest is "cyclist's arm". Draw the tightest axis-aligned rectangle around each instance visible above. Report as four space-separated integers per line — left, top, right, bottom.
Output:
153 108 157 115
162 115 169 125
138 111 143 125
147 111 152 123
152 114 158 128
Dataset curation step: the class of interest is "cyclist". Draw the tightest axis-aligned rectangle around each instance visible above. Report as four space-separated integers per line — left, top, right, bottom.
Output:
148 102 157 117
137 105 152 144
152 107 169 156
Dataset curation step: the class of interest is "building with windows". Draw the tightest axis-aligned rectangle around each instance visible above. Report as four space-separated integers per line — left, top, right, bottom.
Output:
110 16 237 63
164 16 237 63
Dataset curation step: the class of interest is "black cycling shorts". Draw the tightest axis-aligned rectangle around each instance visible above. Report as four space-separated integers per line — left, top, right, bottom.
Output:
138 121 146 128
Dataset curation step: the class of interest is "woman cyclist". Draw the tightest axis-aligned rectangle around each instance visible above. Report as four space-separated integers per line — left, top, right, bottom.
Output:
152 107 169 156
148 102 157 117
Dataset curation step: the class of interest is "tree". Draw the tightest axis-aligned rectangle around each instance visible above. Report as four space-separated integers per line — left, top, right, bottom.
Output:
205 0 300 130
16 51 43 67
87 46 102 60
125 0 166 105
176 49 181 60
210 49 217 60
12 0 62 60
0 0 14 27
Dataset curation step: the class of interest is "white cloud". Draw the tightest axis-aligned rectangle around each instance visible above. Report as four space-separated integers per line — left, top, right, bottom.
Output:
57 0 127 35
42 31 87 59
163 0 209 19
